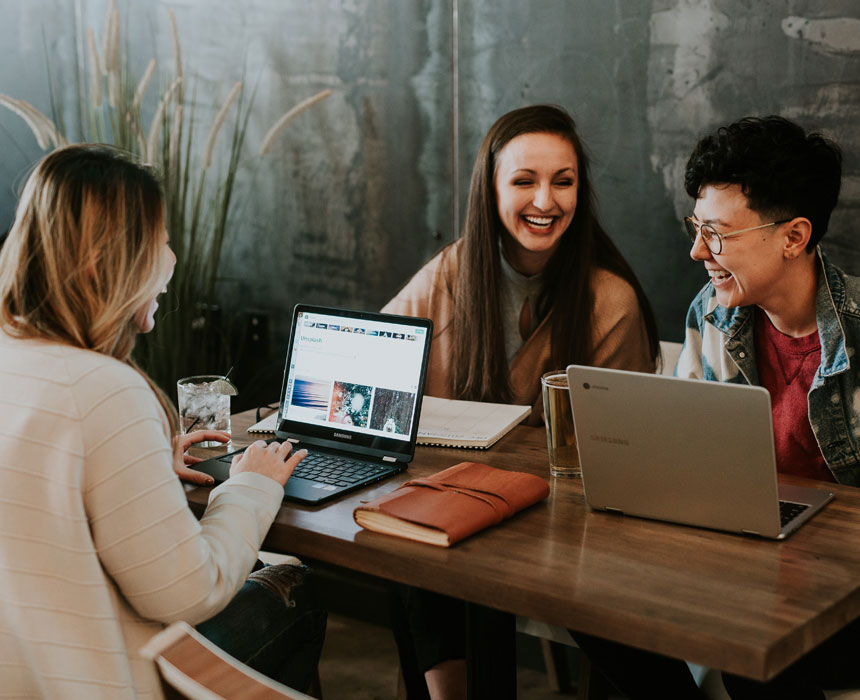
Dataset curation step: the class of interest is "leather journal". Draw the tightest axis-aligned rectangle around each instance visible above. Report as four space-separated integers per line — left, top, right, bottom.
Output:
353 461 550 546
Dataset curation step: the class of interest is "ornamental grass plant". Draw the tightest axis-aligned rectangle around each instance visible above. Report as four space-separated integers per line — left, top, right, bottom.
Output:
0 0 330 399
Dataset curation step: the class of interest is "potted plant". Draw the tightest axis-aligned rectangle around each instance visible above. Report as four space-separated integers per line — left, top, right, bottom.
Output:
0 0 330 398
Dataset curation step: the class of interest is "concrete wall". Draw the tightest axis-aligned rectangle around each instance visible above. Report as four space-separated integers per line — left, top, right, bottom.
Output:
2 0 859 404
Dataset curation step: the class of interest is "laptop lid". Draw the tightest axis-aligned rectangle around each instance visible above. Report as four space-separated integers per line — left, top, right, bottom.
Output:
566 365 833 539
274 305 433 463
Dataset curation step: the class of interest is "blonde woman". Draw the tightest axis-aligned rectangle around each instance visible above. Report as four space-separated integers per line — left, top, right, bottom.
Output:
0 144 324 698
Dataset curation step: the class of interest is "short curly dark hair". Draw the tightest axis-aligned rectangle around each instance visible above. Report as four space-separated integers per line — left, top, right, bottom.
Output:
684 115 842 250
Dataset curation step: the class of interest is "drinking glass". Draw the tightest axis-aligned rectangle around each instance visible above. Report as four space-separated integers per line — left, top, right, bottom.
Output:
177 375 232 447
541 371 580 477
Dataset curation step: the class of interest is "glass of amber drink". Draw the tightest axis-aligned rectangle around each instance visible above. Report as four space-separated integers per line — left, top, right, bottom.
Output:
541 371 580 477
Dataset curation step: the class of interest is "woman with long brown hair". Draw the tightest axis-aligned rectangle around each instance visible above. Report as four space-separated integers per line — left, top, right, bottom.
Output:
0 144 324 697
385 104 658 425
383 104 659 699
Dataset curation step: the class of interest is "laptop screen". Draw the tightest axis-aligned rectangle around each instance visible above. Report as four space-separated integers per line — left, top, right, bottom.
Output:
276 305 433 458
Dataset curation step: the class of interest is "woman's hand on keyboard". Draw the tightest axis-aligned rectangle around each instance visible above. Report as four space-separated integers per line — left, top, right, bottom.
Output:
229 440 308 486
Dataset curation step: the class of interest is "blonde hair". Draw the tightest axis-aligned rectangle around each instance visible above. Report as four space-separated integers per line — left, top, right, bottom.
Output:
0 144 178 433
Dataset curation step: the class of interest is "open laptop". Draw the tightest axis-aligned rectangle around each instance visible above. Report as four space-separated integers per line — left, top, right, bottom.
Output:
191 305 433 504
566 365 834 539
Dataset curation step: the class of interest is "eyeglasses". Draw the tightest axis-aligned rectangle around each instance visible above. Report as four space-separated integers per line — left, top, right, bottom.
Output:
683 217 791 255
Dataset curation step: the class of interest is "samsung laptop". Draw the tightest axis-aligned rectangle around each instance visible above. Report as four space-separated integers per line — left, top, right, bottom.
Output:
192 305 433 504
566 365 834 539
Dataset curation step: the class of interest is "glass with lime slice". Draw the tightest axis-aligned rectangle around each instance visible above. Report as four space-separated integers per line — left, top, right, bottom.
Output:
177 375 238 446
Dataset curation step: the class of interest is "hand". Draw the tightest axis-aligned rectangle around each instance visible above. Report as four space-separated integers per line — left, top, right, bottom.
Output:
172 430 231 485
229 440 307 486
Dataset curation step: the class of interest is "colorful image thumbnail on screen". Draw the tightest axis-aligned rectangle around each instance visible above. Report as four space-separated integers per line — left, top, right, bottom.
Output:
329 382 372 428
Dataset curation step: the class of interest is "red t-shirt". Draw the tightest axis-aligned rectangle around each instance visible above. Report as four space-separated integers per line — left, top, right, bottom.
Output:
754 309 834 482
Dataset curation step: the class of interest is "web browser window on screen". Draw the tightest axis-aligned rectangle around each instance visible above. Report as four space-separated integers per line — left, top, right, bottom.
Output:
283 311 428 441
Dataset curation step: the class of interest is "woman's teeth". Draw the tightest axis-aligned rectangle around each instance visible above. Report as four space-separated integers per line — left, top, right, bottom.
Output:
709 270 732 281
524 215 553 229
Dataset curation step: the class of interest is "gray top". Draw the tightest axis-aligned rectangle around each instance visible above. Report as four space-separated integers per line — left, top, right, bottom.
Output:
499 248 544 365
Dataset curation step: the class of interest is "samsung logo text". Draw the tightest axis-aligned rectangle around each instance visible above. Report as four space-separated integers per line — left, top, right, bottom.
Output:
589 434 629 446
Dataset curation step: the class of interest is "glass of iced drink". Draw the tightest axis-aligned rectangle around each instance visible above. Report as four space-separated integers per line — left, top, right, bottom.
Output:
177 375 235 447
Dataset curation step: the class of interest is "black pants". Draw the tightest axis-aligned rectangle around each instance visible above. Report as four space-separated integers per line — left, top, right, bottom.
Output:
197 563 327 692
387 583 466 700
573 617 860 700
571 631 708 700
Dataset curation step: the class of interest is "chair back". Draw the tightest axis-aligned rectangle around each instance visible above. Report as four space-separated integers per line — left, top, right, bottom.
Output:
659 340 683 376
141 621 314 700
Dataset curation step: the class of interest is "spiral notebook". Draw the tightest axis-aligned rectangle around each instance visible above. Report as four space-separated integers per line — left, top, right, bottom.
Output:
249 396 530 449
248 411 279 433
416 397 530 448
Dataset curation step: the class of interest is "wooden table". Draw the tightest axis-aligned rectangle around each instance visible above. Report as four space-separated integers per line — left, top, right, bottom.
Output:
187 409 860 691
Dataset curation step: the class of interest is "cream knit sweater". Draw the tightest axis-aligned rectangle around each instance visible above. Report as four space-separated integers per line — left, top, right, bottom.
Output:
0 331 284 698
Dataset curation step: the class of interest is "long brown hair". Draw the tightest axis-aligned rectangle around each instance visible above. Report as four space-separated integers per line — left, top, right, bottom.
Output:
0 144 179 433
452 104 659 402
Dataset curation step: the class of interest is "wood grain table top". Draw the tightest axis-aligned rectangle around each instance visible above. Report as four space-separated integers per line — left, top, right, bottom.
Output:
186 408 860 681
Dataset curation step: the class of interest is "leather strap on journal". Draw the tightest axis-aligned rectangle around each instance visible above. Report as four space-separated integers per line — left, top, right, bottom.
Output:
401 478 510 520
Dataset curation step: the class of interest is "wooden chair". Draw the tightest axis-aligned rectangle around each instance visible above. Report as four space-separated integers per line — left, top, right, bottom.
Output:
516 617 607 699
659 339 683 376
141 621 317 700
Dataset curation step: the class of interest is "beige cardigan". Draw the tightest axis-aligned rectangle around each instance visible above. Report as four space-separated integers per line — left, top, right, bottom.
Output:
383 243 655 424
0 332 285 699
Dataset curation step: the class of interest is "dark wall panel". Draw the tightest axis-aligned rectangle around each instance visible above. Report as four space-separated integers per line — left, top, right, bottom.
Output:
2 0 858 404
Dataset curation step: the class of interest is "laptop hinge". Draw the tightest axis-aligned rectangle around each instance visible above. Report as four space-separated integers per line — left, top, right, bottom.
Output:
382 455 397 462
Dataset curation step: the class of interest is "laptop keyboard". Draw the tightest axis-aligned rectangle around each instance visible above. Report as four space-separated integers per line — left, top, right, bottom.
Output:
216 444 391 488
779 500 809 527
290 451 391 487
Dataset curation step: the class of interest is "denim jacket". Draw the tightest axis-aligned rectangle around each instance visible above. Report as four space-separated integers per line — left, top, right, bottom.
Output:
675 250 860 486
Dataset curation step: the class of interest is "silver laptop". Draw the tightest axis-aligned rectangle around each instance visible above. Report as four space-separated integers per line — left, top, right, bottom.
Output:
566 365 834 539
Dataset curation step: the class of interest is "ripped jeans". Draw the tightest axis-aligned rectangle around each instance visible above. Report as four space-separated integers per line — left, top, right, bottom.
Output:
196 563 327 692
